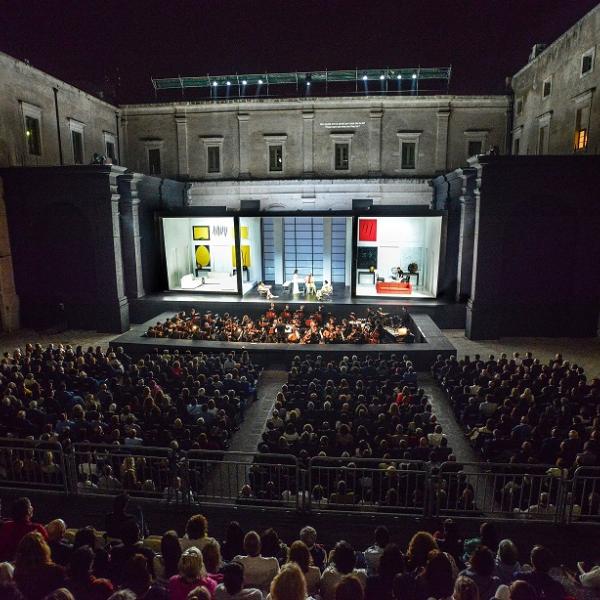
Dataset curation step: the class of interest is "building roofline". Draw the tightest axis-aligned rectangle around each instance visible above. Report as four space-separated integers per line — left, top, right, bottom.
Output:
511 3 600 79
120 94 510 112
0 50 119 112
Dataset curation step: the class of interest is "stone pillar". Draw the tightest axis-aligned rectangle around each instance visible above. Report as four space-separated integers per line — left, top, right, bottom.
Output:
238 113 250 178
368 108 383 176
93 166 130 332
120 116 128 169
175 113 189 178
302 110 314 176
118 172 145 299
456 168 477 302
435 106 451 173
465 159 504 340
0 177 19 331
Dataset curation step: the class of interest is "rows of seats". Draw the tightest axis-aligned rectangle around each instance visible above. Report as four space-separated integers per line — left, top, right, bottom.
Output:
0 495 599 600
248 355 457 509
431 352 600 517
0 344 261 497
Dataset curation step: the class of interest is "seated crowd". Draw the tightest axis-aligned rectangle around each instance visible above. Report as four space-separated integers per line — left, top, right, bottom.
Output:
0 496 599 600
247 354 455 508
145 305 414 345
431 352 600 517
0 344 260 495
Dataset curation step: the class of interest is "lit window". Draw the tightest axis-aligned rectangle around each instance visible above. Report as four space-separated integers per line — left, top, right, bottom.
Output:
574 106 590 152
401 141 416 169
269 145 283 172
148 148 161 174
581 48 595 76
334 143 349 170
574 129 588 151
207 146 220 173
25 115 41 156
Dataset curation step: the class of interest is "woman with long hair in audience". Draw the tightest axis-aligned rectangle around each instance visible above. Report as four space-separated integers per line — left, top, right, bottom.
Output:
416 550 456 600
406 531 439 572
153 530 182 584
14 531 66 600
268 562 309 600
168 547 217 600
287 540 321 597
221 522 245 562
201 539 224 584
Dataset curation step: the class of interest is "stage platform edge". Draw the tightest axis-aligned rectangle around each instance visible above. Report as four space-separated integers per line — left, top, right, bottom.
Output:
111 312 456 370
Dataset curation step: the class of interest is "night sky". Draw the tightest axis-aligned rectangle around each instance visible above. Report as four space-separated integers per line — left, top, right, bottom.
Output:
1 0 598 103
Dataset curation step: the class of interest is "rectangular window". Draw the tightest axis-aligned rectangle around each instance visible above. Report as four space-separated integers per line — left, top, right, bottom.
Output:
334 143 349 170
106 141 116 163
574 106 590 152
467 140 483 157
148 148 161 174
581 49 594 75
71 129 84 164
207 146 220 173
513 137 520 155
401 141 416 169
542 78 552 98
538 125 548 155
269 145 283 172
516 98 523 116
25 115 41 156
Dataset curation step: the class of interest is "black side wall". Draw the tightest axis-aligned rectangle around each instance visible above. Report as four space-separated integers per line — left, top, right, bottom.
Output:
466 156 600 339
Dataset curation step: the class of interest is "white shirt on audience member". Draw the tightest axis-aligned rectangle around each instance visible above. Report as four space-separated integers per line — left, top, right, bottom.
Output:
233 554 280 593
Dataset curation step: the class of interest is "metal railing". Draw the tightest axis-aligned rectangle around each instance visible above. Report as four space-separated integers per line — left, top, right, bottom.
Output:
0 439 599 524
0 438 68 494
307 456 428 514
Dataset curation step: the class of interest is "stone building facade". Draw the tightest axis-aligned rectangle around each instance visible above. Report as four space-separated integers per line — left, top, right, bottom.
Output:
511 4 600 155
121 96 511 180
0 51 121 168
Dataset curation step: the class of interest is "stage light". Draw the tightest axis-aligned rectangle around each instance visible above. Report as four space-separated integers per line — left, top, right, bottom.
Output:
362 75 368 81
397 74 402 80
306 81 311 87
242 80 247 85
226 81 231 86
258 79 263 84
212 81 218 87
412 73 417 79
379 74 385 80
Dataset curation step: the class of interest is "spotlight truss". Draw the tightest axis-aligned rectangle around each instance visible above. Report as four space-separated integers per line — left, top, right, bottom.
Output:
151 67 451 96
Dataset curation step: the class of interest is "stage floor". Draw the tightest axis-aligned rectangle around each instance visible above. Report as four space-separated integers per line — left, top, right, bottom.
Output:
128 288 467 329
153 286 444 306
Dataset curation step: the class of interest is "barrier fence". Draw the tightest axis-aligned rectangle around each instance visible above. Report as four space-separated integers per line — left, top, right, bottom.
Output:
0 439 598 524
